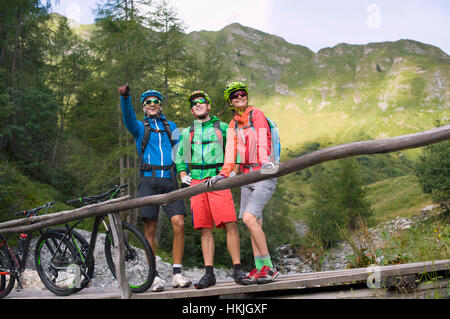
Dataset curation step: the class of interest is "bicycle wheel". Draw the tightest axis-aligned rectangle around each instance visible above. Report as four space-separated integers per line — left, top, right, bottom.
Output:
52 227 94 294
34 230 79 296
104 222 155 293
0 246 15 299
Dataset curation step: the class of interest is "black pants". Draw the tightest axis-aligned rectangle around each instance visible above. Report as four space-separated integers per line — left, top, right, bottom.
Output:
138 176 186 220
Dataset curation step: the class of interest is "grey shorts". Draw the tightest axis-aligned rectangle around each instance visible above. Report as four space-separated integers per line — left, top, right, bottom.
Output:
239 178 277 219
138 176 186 220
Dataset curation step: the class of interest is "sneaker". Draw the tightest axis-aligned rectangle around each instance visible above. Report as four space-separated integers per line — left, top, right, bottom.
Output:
233 268 247 285
172 273 192 288
151 276 165 292
255 266 278 284
240 268 258 286
194 273 216 289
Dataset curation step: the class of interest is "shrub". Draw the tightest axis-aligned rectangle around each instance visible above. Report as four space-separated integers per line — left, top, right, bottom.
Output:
307 158 374 246
414 138 450 213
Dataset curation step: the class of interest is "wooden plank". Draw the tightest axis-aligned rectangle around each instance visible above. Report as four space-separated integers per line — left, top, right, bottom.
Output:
131 259 450 299
270 278 450 299
7 260 449 299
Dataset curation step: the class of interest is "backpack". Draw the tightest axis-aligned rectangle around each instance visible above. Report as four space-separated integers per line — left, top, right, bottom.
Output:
139 118 177 185
187 120 225 174
189 120 223 149
233 110 281 163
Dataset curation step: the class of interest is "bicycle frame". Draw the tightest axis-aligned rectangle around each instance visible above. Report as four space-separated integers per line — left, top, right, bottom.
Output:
48 185 128 286
55 214 112 283
0 201 53 293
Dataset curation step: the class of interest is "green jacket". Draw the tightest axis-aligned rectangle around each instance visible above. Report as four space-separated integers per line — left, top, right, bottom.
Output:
175 116 228 180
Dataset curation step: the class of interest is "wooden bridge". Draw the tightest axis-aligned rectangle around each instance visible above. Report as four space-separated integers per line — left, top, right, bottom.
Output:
7 259 450 299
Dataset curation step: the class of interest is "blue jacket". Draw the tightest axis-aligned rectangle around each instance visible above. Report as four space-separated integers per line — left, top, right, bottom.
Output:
121 96 179 179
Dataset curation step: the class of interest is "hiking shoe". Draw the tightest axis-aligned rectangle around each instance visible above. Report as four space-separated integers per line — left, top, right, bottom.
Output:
240 268 258 286
172 273 192 288
194 273 216 289
151 276 165 292
255 266 279 284
233 268 247 285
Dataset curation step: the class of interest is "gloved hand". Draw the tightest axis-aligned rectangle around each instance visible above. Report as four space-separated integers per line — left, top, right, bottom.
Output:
261 162 275 170
205 174 226 187
181 174 192 188
118 84 130 98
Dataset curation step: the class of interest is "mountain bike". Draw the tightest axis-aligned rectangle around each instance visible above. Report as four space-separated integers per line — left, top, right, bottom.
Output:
0 201 57 298
34 184 155 296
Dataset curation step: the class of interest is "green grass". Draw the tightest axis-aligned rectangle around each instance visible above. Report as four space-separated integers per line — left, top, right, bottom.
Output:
386 213 450 263
282 170 433 226
366 175 433 223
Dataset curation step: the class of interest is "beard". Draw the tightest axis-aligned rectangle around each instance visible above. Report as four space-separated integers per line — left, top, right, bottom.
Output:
145 109 161 118
196 113 208 120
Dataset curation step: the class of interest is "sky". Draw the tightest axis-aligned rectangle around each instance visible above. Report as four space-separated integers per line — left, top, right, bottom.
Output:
51 0 450 54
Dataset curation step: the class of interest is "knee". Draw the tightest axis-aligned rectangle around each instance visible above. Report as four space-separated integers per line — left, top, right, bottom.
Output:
225 222 238 233
145 219 157 235
201 228 213 238
242 213 258 229
171 216 185 233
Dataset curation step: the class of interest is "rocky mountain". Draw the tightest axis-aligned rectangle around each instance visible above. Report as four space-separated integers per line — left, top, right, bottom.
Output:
63 14 448 150
188 23 449 150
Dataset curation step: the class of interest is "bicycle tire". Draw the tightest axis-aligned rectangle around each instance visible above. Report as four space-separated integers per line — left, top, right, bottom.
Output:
52 227 94 294
104 222 155 293
0 246 15 299
34 230 79 296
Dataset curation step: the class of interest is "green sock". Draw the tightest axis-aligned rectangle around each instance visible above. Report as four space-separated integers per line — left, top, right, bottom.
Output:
262 256 273 268
254 256 265 271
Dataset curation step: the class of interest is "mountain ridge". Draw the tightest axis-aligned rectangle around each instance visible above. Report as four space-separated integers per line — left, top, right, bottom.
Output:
186 22 449 150
62 15 448 150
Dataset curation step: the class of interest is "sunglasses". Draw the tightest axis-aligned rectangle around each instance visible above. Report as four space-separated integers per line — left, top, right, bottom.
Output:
230 91 247 100
144 98 161 106
191 98 207 107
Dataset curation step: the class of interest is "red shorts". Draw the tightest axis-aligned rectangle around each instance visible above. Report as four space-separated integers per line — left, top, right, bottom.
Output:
190 178 237 229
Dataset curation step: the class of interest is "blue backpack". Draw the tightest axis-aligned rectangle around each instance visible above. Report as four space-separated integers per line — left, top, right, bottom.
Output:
233 110 281 163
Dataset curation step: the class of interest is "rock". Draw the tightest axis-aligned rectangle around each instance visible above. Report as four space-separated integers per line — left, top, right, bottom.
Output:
20 270 46 290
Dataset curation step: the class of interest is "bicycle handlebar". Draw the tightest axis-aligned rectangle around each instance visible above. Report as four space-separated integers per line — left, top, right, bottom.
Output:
14 201 55 217
66 184 128 206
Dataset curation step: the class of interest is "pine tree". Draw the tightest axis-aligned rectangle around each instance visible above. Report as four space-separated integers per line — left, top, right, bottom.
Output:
414 120 450 212
0 0 60 180
308 158 373 245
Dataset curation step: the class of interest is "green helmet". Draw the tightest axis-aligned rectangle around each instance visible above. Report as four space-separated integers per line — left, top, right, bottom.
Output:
188 90 211 107
224 81 248 104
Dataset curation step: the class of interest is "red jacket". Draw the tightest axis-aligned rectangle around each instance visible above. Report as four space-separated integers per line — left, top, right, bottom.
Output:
220 106 272 177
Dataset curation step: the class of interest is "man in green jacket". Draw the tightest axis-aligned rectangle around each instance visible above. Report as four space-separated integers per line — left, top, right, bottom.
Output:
176 90 245 289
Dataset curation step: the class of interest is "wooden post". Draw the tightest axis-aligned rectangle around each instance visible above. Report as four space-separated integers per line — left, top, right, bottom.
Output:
108 213 132 299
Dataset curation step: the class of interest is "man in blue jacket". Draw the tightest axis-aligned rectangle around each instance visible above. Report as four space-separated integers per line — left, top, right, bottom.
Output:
118 84 191 292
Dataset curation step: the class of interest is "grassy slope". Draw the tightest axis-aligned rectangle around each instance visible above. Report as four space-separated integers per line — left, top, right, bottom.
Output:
366 175 433 222
281 172 433 225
